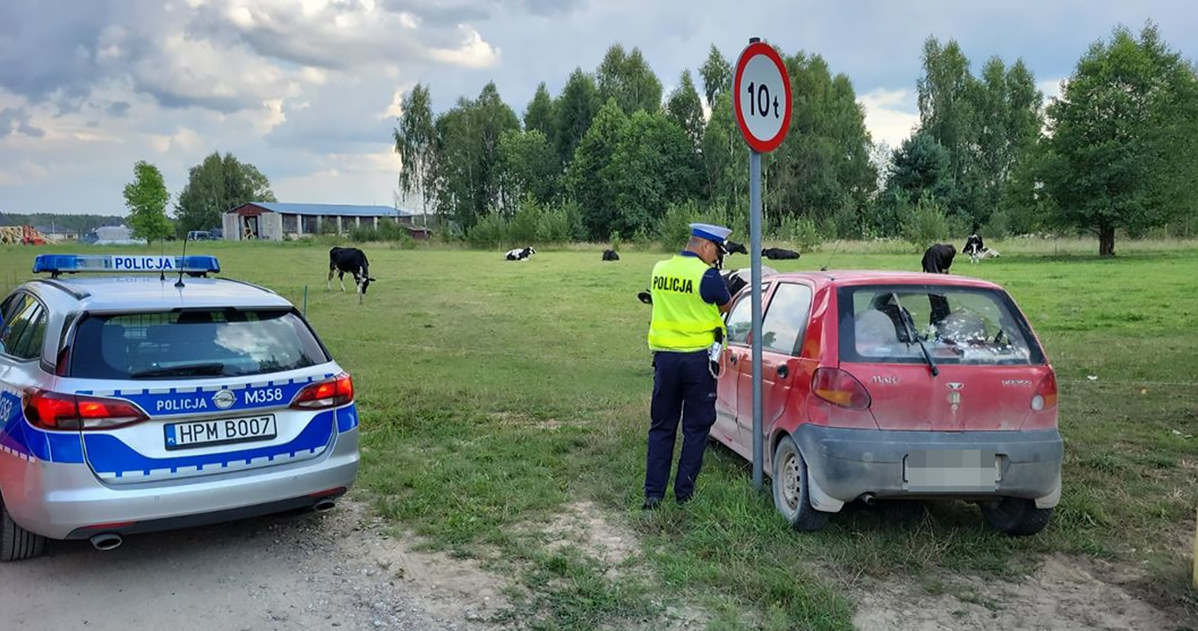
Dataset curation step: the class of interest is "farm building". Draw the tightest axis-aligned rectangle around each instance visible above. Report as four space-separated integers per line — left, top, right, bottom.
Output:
223 202 430 241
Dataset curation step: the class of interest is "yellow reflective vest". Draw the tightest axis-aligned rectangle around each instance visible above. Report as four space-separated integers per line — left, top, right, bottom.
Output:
647 255 727 352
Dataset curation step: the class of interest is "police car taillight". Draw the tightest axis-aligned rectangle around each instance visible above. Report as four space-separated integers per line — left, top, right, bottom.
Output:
24 389 149 430
289 374 354 409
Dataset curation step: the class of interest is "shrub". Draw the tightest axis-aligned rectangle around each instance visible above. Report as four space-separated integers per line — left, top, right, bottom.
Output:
466 213 509 248
899 193 950 251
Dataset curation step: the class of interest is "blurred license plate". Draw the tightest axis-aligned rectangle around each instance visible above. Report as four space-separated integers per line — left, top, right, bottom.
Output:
904 449 998 492
165 415 277 450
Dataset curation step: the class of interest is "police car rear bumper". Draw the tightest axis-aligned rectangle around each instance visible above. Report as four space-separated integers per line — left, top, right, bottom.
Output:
4 429 359 540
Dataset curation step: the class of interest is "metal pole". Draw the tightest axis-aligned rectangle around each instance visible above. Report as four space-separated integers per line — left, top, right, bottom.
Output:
303 285 308 317
750 148 764 490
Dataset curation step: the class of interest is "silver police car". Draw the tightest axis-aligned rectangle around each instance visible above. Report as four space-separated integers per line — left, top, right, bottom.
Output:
0 254 359 560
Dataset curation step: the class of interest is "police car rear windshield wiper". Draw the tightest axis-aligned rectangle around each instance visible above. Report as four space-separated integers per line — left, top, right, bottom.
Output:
130 362 227 378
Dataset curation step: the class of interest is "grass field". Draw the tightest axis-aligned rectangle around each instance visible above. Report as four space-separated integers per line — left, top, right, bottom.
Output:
2 238 1197 630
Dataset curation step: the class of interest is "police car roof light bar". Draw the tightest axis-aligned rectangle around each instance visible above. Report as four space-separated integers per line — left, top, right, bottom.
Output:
32 254 222 279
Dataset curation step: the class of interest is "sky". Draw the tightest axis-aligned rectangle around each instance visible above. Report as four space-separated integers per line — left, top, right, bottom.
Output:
2 0 1197 216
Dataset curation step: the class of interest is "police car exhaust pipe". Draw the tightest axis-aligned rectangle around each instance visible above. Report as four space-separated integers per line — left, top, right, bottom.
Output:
312 498 337 513
89 533 123 551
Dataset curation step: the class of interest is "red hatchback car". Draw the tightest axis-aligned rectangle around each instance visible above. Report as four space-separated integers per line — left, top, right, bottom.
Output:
711 271 1062 536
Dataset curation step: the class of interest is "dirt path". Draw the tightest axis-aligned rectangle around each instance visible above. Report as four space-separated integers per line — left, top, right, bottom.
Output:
0 495 505 631
852 554 1186 631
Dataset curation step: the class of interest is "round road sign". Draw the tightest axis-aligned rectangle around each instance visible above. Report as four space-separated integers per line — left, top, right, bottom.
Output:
733 41 792 153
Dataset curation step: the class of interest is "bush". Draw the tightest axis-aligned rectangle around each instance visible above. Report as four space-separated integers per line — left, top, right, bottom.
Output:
657 201 701 251
466 213 509 248
899 193 950 251
774 214 822 252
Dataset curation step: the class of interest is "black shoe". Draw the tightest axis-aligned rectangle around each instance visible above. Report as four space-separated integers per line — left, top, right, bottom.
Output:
676 495 693 505
641 496 662 510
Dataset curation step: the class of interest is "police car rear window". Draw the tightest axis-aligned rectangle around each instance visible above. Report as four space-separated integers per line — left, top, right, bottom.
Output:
69 309 330 380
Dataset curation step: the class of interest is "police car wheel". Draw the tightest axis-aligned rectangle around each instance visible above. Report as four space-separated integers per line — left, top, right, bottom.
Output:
771 436 829 532
0 497 45 562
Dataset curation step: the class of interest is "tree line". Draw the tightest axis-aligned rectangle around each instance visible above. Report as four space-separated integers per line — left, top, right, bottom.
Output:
395 23 1198 256
122 153 277 244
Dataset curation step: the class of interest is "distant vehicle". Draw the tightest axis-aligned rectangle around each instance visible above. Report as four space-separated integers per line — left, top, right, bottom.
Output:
186 230 213 241
210 228 223 240
712 270 1061 536
0 254 360 560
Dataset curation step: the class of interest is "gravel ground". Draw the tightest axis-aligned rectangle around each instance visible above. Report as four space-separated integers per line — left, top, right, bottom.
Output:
0 495 505 631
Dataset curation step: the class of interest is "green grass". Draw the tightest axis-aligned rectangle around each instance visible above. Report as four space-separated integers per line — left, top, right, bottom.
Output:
3 239 1197 629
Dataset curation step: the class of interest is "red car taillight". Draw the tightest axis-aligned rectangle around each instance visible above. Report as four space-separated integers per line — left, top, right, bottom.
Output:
24 389 149 430
812 368 871 410
290 373 354 409
1031 372 1058 411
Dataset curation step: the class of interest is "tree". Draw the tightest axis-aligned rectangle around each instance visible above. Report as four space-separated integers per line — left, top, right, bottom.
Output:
1041 23 1198 256
394 83 436 223
765 52 876 231
498 129 559 206
596 44 663 115
523 82 556 141
123 161 173 244
554 68 601 165
699 44 732 108
701 91 747 206
427 83 520 230
604 111 703 237
176 152 276 234
916 38 981 220
568 98 628 239
666 70 705 147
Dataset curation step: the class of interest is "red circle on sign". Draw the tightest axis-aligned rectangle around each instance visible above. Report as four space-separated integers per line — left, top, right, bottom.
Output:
733 41 792 153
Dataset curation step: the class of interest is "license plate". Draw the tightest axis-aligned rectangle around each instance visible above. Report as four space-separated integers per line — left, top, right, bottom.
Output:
904 449 999 492
165 414 277 451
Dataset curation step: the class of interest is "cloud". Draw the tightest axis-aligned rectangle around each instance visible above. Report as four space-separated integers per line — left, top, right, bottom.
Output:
857 88 919 148
0 108 46 138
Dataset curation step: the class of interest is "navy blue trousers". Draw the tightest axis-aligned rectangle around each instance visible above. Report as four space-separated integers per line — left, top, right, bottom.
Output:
645 351 717 501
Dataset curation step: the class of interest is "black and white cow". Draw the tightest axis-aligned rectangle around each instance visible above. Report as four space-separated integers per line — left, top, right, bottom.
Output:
921 243 956 274
602 249 620 261
962 233 986 263
506 246 536 261
762 247 801 260
328 246 376 303
723 240 749 255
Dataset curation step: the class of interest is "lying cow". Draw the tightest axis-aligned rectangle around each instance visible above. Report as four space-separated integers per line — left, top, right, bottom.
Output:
637 266 778 305
921 243 956 274
506 246 536 261
602 249 620 261
328 246 376 303
762 247 800 260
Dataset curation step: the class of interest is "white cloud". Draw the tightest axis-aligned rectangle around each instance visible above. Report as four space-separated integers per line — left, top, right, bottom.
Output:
858 88 919 148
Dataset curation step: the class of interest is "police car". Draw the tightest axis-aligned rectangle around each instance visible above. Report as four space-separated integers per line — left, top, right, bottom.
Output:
0 254 359 560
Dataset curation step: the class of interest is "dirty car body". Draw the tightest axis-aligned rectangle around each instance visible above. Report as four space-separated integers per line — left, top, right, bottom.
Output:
711 270 1061 535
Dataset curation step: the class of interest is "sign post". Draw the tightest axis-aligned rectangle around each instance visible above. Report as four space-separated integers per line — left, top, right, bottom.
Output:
733 38 792 490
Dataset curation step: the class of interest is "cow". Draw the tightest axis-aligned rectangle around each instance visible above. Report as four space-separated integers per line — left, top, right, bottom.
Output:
723 240 749 255
962 233 986 263
921 243 956 274
602 249 620 261
506 246 536 261
328 246 375 303
762 247 801 260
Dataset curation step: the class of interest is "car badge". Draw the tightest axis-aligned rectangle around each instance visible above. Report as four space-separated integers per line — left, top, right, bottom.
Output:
212 389 236 410
946 382 963 411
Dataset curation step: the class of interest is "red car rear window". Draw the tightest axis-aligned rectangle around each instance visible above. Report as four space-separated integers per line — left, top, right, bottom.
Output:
837 285 1046 365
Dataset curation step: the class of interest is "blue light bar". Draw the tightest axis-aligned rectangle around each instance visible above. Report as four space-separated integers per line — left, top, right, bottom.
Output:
33 254 221 275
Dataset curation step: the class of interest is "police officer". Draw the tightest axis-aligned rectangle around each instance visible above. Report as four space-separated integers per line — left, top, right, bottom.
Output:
643 222 733 509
